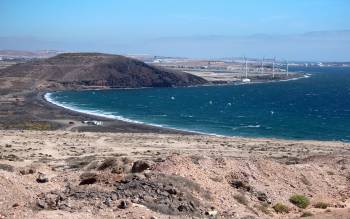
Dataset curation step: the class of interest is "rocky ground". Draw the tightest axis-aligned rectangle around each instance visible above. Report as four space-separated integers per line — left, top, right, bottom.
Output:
1 130 350 219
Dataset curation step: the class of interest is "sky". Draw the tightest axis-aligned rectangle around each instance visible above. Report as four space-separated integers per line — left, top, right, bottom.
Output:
1 0 350 61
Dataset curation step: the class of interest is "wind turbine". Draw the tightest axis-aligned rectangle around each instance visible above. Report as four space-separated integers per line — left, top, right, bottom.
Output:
272 57 275 78
241 56 251 83
240 57 244 80
245 56 248 78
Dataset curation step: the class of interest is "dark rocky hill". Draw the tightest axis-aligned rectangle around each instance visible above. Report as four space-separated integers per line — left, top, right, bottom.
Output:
0 53 207 88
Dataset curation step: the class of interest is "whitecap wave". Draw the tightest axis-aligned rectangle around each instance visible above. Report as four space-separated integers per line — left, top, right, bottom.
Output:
232 124 261 130
44 92 144 124
279 73 311 82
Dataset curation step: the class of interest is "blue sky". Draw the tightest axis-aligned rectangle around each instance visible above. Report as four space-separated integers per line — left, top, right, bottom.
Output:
1 0 350 61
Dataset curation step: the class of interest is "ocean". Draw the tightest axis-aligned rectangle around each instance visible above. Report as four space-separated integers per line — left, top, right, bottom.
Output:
46 66 350 142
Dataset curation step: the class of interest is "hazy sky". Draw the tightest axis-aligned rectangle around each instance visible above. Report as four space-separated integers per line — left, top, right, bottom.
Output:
1 0 350 61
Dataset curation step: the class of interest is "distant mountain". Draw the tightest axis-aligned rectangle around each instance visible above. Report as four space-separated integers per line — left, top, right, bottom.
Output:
0 50 61 58
0 53 207 88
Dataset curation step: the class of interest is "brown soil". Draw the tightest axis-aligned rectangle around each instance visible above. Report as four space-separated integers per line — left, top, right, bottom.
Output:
0 130 349 219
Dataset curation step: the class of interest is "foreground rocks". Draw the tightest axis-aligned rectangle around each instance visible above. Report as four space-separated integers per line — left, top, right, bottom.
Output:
36 173 49 183
36 172 211 217
0 154 349 219
114 173 210 216
131 160 151 173
0 130 350 218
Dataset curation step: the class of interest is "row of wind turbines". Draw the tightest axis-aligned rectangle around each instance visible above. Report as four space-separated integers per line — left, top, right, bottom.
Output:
241 57 289 81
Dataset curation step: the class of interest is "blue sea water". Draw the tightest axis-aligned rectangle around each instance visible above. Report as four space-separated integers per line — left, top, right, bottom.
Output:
47 66 350 141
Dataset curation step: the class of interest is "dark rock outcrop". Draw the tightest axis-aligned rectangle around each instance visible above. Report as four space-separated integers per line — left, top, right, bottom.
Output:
36 173 49 183
131 160 151 173
0 53 207 88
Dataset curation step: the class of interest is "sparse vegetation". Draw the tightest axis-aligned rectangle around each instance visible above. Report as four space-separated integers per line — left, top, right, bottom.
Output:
289 195 310 209
314 202 329 209
301 211 313 217
234 193 249 206
26 121 53 130
255 203 271 215
8 121 55 130
272 203 289 214
97 157 117 170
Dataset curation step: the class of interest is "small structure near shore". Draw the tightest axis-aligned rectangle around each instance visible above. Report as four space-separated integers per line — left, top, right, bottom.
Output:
82 120 103 126
242 78 251 83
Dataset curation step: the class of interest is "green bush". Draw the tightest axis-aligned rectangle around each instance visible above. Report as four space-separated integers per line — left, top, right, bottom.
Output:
272 203 289 214
314 202 329 209
289 195 310 209
255 203 271 215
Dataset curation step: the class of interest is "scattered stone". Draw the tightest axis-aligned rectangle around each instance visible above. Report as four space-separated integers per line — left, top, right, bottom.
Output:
230 180 252 192
226 172 253 192
12 203 19 208
104 198 113 207
79 172 98 185
37 192 65 210
37 199 48 209
19 167 36 175
334 203 346 208
36 173 49 183
131 160 150 173
205 210 218 217
166 187 178 195
255 191 271 204
118 200 129 209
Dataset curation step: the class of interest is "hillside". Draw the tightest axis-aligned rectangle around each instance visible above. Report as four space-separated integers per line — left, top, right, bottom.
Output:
0 53 207 88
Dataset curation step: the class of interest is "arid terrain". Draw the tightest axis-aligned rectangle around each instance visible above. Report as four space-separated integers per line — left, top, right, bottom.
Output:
0 130 350 219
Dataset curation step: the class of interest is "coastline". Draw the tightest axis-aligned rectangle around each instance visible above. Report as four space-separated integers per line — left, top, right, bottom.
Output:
37 91 350 143
43 91 221 137
2 71 350 218
41 72 313 140
36 90 194 134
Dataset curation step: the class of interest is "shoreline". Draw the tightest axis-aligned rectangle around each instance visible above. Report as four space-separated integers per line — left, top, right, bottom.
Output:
40 72 331 142
36 90 195 135
43 91 220 137
1 67 314 139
